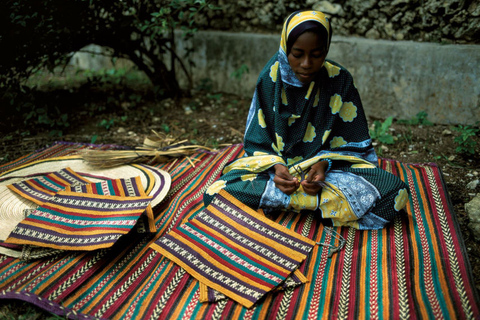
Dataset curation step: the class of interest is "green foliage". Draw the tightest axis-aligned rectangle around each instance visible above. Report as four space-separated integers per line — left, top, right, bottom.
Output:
0 153 11 163
400 127 413 144
98 118 115 130
2 135 14 141
369 116 395 144
21 106 70 137
397 111 433 126
230 64 249 81
3 66 149 136
452 123 479 155
207 93 223 101
161 123 170 133
82 68 128 87
0 0 219 99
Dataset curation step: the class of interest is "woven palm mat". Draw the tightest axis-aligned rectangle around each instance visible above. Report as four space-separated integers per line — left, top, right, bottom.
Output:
0 142 479 319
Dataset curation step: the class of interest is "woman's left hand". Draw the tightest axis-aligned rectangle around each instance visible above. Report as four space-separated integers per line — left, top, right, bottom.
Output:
301 160 329 196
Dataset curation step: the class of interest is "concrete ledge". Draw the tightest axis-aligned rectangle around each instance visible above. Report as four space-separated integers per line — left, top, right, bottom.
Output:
176 31 480 125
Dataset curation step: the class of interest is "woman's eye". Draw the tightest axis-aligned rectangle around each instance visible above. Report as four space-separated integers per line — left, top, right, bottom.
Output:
312 52 325 58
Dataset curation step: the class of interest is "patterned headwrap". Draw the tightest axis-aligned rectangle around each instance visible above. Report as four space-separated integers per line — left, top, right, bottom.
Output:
276 11 332 88
280 10 331 55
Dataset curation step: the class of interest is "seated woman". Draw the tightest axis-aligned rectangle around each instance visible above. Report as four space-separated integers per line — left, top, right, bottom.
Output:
204 10 409 230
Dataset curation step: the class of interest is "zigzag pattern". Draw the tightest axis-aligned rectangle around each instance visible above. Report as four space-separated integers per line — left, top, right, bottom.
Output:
276 287 294 320
307 230 331 320
336 227 356 319
152 189 315 308
159 148 237 209
211 297 228 320
301 212 314 237
406 167 443 318
394 215 409 319
159 154 215 206
5 255 59 292
49 249 107 301
23 255 74 292
125 259 167 320
181 287 200 320
281 211 295 227
424 166 474 319
94 251 157 318
148 268 186 320
73 237 150 311
6 176 153 251
369 230 379 320
243 305 257 320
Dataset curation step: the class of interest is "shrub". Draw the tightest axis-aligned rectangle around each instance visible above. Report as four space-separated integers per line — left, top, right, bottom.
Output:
0 0 217 98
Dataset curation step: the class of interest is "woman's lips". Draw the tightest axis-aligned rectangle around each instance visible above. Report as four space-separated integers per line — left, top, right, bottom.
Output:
297 73 313 81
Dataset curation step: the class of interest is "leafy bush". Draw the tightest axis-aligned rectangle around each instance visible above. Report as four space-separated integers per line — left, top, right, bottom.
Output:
0 0 218 99
369 117 395 144
453 123 479 155
397 111 433 126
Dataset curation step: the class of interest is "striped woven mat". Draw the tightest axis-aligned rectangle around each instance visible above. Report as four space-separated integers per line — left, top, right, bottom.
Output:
0 142 479 319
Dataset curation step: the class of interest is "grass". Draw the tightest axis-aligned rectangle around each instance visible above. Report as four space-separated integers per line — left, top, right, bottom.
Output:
25 65 151 90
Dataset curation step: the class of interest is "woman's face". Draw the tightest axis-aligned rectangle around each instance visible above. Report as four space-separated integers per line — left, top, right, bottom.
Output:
287 31 326 84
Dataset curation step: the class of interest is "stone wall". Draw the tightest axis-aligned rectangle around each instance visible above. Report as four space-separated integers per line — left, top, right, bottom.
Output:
196 0 479 44
174 31 480 125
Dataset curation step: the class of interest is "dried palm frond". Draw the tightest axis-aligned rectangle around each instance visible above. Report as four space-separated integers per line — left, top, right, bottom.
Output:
79 130 216 168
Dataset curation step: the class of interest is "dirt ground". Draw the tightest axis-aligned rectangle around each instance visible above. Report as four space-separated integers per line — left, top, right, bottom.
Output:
0 84 479 317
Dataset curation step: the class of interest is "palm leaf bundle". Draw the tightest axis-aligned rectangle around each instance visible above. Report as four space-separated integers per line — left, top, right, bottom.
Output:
79 131 215 168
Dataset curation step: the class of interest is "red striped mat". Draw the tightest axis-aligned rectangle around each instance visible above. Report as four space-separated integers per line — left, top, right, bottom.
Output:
0 142 479 319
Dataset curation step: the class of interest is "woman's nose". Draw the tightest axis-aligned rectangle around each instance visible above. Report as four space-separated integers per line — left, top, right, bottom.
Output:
300 56 312 68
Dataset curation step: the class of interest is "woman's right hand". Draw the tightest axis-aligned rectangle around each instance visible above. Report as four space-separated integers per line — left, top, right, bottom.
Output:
273 164 299 195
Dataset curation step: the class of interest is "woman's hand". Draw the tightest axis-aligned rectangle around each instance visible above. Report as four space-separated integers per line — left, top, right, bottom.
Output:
273 164 299 195
301 160 329 196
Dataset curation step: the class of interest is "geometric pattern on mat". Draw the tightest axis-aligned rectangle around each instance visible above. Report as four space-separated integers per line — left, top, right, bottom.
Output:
0 155 170 248
0 142 479 319
151 189 316 308
5 177 152 251
7 167 93 205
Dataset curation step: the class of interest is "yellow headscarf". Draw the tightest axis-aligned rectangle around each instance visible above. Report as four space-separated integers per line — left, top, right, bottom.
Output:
280 11 331 54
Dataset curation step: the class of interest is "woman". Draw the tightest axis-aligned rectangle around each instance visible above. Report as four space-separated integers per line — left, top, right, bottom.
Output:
204 10 409 230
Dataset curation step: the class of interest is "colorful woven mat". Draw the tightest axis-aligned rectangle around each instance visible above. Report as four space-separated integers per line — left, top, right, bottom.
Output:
7 167 93 205
5 177 153 251
151 189 316 308
0 155 170 245
0 142 479 319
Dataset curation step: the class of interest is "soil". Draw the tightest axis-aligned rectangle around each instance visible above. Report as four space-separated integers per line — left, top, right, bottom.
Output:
0 83 479 317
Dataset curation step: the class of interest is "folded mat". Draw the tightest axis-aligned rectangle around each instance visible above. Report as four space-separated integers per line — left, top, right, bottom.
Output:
0 155 170 244
0 142 479 319
5 177 153 251
151 189 316 308
7 167 94 205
